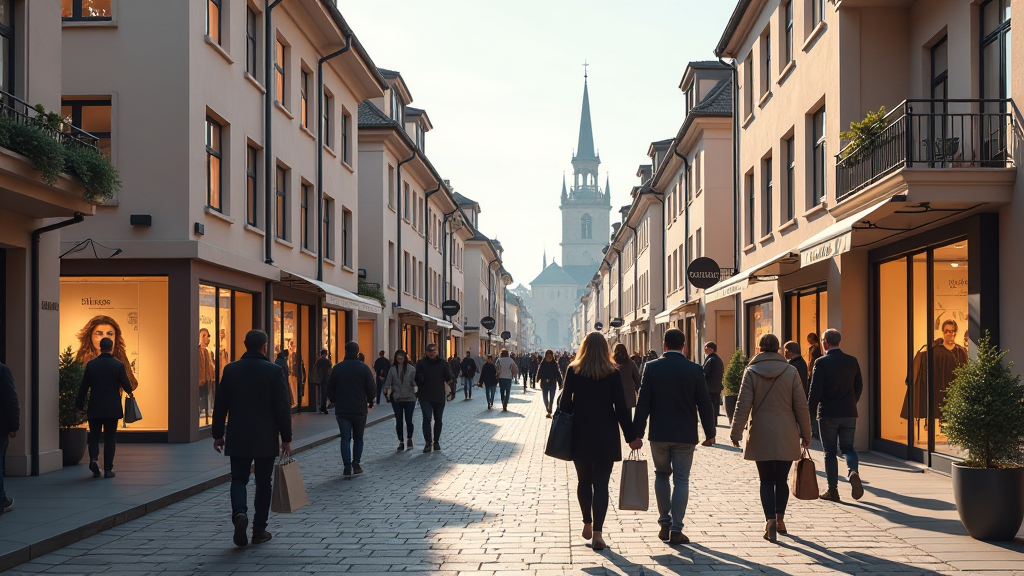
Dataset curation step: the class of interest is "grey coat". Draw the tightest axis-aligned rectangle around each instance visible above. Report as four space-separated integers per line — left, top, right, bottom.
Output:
385 364 417 402
729 352 812 462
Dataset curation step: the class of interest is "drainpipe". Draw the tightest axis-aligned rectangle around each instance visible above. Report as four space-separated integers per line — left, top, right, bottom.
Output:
673 146 691 300
263 0 284 330
31 213 84 476
719 56 741 352
395 151 416 308
316 35 352 281
440 209 458 358
424 184 440 314
613 247 623 320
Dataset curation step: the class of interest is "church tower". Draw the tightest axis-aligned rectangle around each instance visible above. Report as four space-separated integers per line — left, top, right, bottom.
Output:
560 73 611 277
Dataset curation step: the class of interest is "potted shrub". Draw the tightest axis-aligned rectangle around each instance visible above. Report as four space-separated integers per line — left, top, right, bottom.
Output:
941 334 1024 541
58 346 88 466
722 349 747 424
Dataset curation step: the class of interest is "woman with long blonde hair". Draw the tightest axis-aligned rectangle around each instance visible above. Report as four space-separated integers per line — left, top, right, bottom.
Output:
74 315 138 390
559 332 637 551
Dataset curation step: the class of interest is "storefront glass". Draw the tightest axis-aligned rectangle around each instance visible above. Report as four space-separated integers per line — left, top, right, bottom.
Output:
402 323 424 362
322 308 345 365
746 299 774 355
60 277 169 432
273 300 308 409
785 285 828 366
198 284 254 428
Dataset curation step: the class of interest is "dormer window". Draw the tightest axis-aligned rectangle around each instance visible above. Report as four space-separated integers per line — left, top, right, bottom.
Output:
389 90 405 125
416 123 425 151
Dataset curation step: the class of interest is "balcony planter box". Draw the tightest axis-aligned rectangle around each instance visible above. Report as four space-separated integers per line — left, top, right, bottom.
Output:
952 464 1024 540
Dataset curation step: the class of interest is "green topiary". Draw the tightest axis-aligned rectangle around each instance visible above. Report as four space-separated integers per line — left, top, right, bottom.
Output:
63 145 121 201
839 106 890 163
941 333 1024 469
723 349 748 395
58 346 86 429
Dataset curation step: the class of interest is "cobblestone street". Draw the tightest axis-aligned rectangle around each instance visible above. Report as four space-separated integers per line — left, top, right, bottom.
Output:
7 387 1023 575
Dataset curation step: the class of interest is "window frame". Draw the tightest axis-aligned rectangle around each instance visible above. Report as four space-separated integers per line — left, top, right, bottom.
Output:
785 135 796 221
300 68 310 129
763 156 773 234
811 106 826 206
321 87 332 147
762 31 772 96
61 98 113 159
322 196 333 261
785 1 794 64
300 182 311 250
811 0 824 28
274 39 286 106
246 144 258 227
275 164 288 239
62 0 112 21
245 6 258 76
341 109 351 164
205 116 223 212
206 0 222 45
746 172 755 244
342 208 352 267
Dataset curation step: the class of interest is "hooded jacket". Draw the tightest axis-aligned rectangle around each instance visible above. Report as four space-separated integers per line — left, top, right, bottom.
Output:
385 363 417 402
730 352 812 462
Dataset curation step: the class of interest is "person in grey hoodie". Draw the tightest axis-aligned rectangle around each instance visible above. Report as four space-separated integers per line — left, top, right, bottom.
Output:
385 349 417 451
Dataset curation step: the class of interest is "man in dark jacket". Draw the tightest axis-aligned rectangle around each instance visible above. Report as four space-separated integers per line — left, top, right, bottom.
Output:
325 342 376 478
807 329 864 502
415 343 455 453
783 341 809 396
459 351 477 400
529 353 539 387
75 338 134 479
310 349 333 414
274 349 293 406
213 330 292 547
702 342 725 420
630 329 716 545
373 350 391 406
0 361 19 514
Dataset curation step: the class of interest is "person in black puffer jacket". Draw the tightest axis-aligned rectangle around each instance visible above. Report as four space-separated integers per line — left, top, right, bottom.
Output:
325 342 375 478
414 343 455 453
480 355 498 409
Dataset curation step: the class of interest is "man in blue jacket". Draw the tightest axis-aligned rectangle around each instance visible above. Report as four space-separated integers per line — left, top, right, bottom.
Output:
0 361 19 514
630 329 716 545
325 342 376 478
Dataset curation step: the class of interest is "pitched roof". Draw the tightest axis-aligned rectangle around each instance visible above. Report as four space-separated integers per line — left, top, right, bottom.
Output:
358 101 398 127
563 264 600 286
716 0 755 57
689 60 730 70
453 191 478 206
574 79 597 161
690 76 734 117
531 263 577 286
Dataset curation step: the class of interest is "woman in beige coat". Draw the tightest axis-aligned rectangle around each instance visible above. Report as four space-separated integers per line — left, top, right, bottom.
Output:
730 334 812 543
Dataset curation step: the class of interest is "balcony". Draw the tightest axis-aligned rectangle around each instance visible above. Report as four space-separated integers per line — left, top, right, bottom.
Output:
357 279 387 305
836 99 1016 205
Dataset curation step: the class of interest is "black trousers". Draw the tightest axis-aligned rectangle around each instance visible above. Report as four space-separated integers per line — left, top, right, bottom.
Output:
573 460 614 531
229 456 275 533
755 460 793 520
709 393 722 418
420 399 446 444
88 418 118 471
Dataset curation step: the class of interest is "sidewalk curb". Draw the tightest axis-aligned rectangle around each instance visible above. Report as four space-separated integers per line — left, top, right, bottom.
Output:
0 412 394 573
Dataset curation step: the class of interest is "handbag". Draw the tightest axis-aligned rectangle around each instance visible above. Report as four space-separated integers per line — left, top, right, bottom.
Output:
790 448 819 500
271 457 309 513
618 449 650 511
123 395 143 423
544 393 573 461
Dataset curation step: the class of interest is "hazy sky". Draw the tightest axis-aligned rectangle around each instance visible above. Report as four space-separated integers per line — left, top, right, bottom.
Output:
339 0 736 289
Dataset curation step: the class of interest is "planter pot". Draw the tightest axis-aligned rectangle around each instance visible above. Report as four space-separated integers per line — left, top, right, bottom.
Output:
952 463 1024 541
59 427 88 466
724 395 738 424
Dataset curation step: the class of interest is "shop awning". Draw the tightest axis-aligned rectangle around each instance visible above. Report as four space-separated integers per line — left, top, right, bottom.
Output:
282 272 383 313
750 251 801 278
655 299 699 325
704 270 751 303
394 306 453 329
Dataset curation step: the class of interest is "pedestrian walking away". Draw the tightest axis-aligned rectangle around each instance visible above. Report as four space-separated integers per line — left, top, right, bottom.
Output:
211 330 292 547
536 349 563 417
529 352 539 388
519 353 532 391
325 341 376 478
560 332 638 552
274 349 294 406
310 349 333 414
729 333 812 543
374 350 391 406
496 349 519 411
784 341 812 438
630 329 716 545
385 349 418 451
807 328 864 502
74 337 136 479
0 360 20 514
460 350 477 400
480 355 498 409
415 343 456 453
702 342 725 420
613 343 640 412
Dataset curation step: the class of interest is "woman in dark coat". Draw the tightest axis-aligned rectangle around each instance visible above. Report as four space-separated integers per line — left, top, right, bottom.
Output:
612 343 640 410
536 349 563 417
559 332 637 552
480 355 499 409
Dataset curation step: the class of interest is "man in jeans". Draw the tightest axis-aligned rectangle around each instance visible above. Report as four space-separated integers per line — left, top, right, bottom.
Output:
415 343 456 453
630 329 716 545
459 350 477 400
213 330 292 547
373 350 391 406
0 360 20 515
326 342 376 478
807 328 864 502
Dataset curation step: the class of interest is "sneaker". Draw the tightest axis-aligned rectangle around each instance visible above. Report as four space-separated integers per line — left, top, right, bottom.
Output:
251 530 272 545
232 513 249 547
1 497 13 514
850 471 864 500
89 461 101 479
397 442 405 451
343 466 353 479
104 470 116 479
819 488 841 502
353 464 363 475
669 531 689 545
423 445 432 453
433 442 441 452
657 524 670 540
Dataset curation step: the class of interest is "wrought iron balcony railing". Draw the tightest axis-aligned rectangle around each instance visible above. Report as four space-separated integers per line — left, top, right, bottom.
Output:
0 89 100 153
835 99 1015 202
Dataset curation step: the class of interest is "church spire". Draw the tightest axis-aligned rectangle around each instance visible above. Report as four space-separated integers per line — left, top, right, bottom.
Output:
605 174 610 196
575 75 596 161
561 173 567 198
543 248 547 269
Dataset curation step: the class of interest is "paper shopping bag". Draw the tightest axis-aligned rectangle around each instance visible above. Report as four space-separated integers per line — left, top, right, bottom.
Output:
271 458 308 513
123 396 143 424
618 450 649 511
790 448 819 500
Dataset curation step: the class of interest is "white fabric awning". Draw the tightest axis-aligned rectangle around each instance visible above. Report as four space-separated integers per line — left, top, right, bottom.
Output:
750 251 801 278
654 299 699 324
704 270 751 303
283 272 383 313
394 306 453 329
798 198 894 267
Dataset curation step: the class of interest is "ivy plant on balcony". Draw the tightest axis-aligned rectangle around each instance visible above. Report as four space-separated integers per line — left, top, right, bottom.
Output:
839 106 889 164
0 103 121 201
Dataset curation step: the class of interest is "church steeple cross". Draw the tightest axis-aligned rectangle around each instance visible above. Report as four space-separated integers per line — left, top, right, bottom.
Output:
582 60 589 79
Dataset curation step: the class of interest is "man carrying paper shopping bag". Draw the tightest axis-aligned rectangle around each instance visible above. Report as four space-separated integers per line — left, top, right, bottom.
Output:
630 329 717 545
213 330 293 548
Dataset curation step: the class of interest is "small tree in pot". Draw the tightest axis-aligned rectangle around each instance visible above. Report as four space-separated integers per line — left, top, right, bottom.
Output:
722 349 747 424
58 346 88 466
941 333 1024 541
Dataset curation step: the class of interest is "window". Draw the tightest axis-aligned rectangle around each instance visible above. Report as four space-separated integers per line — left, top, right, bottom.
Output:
746 172 755 243
811 0 824 28
207 0 221 44
274 39 286 106
322 196 333 260
388 242 396 287
246 145 258 226
581 214 592 239
811 106 826 205
784 1 794 65
387 165 395 208
321 88 331 146
300 183 311 250
403 183 410 220
762 31 772 95
275 165 287 239
980 0 1011 154
205 117 223 211
62 0 112 21
0 0 10 94
696 228 702 257
245 7 258 76
404 252 410 292
300 69 310 129
341 110 351 164
763 157 773 233
744 52 754 117
60 98 112 159
785 136 795 220
342 208 352 267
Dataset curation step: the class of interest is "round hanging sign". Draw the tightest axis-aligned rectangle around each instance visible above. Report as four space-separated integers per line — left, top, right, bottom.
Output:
686 257 722 289
441 299 461 317
500 330 512 340
594 322 604 330
481 316 497 330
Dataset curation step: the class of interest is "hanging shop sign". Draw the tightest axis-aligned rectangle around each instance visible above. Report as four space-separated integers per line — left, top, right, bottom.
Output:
594 322 604 330
686 257 722 289
500 330 512 340
480 316 496 330
609 317 624 328
441 299 461 317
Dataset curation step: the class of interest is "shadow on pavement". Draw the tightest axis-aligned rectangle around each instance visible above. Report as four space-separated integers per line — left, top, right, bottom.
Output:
860 483 957 511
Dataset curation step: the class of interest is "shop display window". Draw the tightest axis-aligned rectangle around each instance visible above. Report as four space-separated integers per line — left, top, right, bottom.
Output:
198 284 254 428
273 301 309 409
60 277 169 432
746 299 774 356
785 285 828 368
